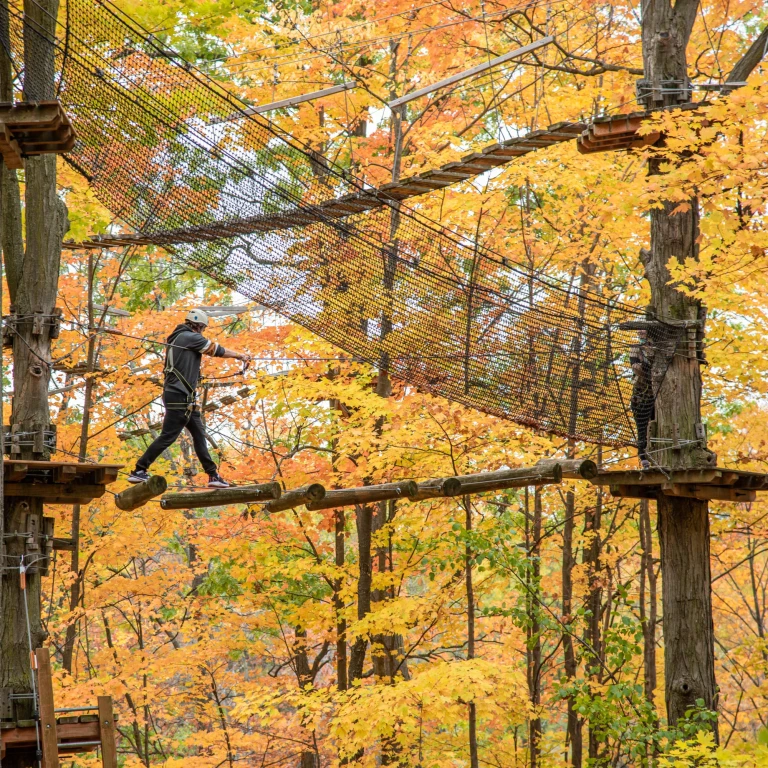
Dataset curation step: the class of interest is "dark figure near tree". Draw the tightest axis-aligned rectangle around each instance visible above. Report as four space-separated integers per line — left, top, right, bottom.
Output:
128 309 251 487
630 329 655 470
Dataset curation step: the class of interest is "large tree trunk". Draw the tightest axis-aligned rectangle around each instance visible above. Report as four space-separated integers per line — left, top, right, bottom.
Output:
641 0 718 732
585 449 604 762
526 488 543 768
0 1 67 763
347 504 372 683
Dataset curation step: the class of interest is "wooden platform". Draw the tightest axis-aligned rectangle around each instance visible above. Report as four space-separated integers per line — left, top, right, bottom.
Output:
0 101 77 170
3 460 123 504
1 649 118 766
577 102 702 154
1 713 104 757
577 111 661 153
592 467 768 502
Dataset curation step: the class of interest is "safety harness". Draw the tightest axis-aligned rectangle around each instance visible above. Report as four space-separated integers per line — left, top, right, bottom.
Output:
164 332 199 416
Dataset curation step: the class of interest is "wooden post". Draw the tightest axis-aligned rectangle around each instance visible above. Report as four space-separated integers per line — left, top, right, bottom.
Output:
34 648 59 768
160 482 281 510
263 483 325 514
114 475 167 511
97 696 117 768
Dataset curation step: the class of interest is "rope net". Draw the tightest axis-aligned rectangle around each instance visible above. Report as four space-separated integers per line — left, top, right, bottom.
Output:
5 0 677 446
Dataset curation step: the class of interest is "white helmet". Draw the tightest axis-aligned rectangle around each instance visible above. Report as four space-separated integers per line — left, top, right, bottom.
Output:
185 308 210 327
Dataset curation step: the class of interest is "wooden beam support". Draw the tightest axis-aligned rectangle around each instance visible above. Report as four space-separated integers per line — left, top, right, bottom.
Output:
263 483 326 514
3 483 106 502
159 482 281 510
114 476 168 511
610 484 659 500
34 648 59 768
662 484 756 503
305 481 418 511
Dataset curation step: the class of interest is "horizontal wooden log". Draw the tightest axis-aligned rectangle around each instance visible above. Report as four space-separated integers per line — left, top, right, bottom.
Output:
457 463 562 490
160 482 281 510
457 463 562 495
411 477 463 501
263 483 326 514
114 475 168 511
52 537 76 551
536 458 598 480
305 480 418 511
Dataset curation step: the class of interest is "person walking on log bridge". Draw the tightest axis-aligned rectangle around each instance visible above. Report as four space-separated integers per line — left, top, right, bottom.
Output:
630 329 655 470
128 309 252 487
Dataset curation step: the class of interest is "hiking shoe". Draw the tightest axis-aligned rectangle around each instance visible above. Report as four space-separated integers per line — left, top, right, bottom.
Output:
208 473 231 489
128 468 151 484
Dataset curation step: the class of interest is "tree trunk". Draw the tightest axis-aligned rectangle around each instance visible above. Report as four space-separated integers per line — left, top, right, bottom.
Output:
638 498 658 710
585 448 603 763
334 508 348 691
1 3 67 763
63 254 95 674
657 497 717 728
464 496 479 768
293 628 320 768
347 504 372 683
562 485 582 767
526 488 543 768
641 0 718 731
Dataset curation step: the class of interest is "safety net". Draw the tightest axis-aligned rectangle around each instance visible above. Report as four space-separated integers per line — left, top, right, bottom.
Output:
3 0 678 445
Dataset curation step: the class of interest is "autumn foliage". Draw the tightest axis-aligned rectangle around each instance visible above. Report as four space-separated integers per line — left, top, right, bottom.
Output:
3 0 768 765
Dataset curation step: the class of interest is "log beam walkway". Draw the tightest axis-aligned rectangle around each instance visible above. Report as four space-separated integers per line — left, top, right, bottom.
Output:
129 459 768 512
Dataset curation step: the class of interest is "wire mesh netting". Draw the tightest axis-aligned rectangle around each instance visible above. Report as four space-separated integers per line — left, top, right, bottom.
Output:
4 0 679 446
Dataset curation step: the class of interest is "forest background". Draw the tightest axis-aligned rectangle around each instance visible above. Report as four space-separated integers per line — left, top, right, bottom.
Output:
3 0 768 765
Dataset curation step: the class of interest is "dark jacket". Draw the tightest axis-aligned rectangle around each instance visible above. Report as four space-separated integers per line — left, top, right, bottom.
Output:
164 323 225 398
629 341 654 405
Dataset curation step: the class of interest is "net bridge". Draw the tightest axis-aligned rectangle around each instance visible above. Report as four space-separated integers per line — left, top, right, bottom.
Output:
3 0 683 447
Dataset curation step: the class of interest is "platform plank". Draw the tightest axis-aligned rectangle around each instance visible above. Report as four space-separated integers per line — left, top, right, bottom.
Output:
3 483 106 502
2 460 124 504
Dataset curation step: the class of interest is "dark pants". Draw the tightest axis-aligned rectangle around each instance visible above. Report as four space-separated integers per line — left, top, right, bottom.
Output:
136 393 217 474
631 395 655 462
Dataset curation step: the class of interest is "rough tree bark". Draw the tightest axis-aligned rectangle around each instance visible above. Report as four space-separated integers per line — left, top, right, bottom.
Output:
638 498 658 713
526 488 543 768
62 253 95 674
464 495 479 768
585 448 603 763
640 0 717 731
1 3 68 763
